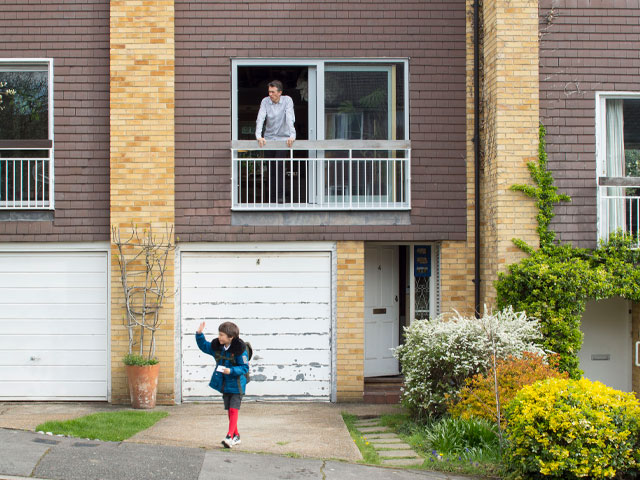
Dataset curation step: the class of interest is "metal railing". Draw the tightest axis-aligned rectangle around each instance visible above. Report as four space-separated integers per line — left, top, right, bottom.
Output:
231 140 411 210
598 182 640 248
0 150 53 209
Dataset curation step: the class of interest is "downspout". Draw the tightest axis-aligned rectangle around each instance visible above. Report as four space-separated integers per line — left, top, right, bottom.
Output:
474 0 481 318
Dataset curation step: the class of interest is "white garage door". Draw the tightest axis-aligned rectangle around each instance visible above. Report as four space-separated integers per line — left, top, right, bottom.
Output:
181 251 332 400
0 250 109 400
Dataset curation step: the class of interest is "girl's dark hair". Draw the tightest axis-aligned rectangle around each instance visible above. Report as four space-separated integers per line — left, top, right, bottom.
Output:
218 321 239 339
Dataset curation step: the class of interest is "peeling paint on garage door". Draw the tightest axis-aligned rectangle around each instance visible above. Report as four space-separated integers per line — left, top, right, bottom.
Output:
181 251 332 400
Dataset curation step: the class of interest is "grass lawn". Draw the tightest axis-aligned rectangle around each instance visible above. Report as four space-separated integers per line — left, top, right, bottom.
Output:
36 410 169 442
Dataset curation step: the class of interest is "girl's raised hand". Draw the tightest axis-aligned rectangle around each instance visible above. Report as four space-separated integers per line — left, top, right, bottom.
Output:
196 321 205 334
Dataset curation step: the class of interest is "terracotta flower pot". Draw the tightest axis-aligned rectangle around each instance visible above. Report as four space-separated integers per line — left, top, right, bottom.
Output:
125 363 160 409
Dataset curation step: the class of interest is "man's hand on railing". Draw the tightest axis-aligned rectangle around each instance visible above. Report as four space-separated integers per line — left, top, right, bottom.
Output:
287 137 295 148
257 137 266 148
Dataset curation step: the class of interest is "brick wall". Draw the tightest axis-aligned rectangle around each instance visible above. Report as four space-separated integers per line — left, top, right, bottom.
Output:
539 0 640 248
110 0 176 404
480 0 539 307
0 1 110 241
336 241 364 401
174 0 467 242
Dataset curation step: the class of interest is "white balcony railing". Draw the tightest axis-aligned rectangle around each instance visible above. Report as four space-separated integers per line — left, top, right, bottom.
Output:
231 140 411 210
598 180 640 248
0 148 53 210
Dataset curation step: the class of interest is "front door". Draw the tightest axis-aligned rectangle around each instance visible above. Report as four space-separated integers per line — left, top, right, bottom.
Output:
579 297 632 392
364 245 399 377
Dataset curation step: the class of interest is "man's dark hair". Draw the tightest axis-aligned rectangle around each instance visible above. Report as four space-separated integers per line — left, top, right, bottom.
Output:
218 321 239 339
268 80 283 92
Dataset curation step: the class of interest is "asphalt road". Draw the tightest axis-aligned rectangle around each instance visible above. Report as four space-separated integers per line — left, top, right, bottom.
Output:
0 428 478 480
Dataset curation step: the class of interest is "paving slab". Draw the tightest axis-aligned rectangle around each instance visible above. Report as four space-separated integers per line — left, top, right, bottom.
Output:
34 439 204 480
358 426 391 433
200 449 323 480
381 458 425 467
354 419 380 426
363 432 398 439
0 429 53 477
367 437 404 444
372 443 413 450
377 449 420 458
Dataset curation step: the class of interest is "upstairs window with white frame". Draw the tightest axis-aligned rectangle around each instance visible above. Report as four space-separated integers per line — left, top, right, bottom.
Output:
597 94 640 246
0 60 54 210
231 59 410 210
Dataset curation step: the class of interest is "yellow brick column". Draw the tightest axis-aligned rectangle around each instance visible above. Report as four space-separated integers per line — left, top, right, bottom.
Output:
336 241 365 401
110 1 175 404
480 0 539 308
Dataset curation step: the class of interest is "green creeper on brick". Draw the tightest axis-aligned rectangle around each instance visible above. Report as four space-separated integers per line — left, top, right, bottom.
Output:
496 124 640 378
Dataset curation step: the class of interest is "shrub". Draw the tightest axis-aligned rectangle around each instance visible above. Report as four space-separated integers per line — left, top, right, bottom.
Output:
394 307 545 417
448 352 567 427
123 354 159 366
504 377 640 479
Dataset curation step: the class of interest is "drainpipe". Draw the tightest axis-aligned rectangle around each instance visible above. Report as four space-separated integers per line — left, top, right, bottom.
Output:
473 0 481 318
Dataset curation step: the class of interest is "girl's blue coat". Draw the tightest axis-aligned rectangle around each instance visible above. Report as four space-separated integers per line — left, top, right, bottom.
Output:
195 333 249 394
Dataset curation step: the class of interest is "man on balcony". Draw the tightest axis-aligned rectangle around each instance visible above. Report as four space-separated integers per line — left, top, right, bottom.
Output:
256 80 296 203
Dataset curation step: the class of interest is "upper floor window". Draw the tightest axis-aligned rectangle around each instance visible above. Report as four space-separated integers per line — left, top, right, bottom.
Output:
231 59 410 210
0 59 54 210
597 93 640 246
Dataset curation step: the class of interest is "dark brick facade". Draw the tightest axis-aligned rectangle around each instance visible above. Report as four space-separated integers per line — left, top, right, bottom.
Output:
0 0 110 242
175 0 467 242
539 0 640 248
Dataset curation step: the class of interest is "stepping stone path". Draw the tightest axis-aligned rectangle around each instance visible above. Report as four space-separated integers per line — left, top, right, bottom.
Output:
353 417 424 467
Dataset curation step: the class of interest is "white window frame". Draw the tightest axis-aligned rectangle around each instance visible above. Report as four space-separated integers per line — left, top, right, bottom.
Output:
0 58 55 210
595 92 640 243
231 58 409 142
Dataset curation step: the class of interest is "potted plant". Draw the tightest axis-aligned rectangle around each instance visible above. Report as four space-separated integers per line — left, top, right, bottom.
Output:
113 225 174 409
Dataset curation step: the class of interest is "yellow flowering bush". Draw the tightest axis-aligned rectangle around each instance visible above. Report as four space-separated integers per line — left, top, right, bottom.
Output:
504 377 640 479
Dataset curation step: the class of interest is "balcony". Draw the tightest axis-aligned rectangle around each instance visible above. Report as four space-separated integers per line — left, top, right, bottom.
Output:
231 140 410 211
0 141 53 210
598 177 640 248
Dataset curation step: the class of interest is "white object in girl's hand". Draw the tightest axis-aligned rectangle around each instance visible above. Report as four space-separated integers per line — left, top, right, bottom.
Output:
216 365 226 373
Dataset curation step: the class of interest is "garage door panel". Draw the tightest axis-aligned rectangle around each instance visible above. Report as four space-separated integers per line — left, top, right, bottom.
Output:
0 319 106 335
0 350 107 367
0 304 106 320
0 272 106 289
0 250 108 401
0 366 107 382
182 348 329 366
182 271 328 289
0 335 106 351
183 380 330 398
184 363 330 382
0 381 107 399
183 253 330 274
0 287 107 305
183 302 330 320
182 286 330 304
183 317 330 335
0 253 106 272
183 334 330 352
181 250 332 400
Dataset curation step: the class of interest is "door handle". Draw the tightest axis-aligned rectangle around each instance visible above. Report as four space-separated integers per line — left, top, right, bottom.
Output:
636 341 640 367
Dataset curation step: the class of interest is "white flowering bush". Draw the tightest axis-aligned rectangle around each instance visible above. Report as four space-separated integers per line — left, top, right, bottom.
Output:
394 306 546 417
